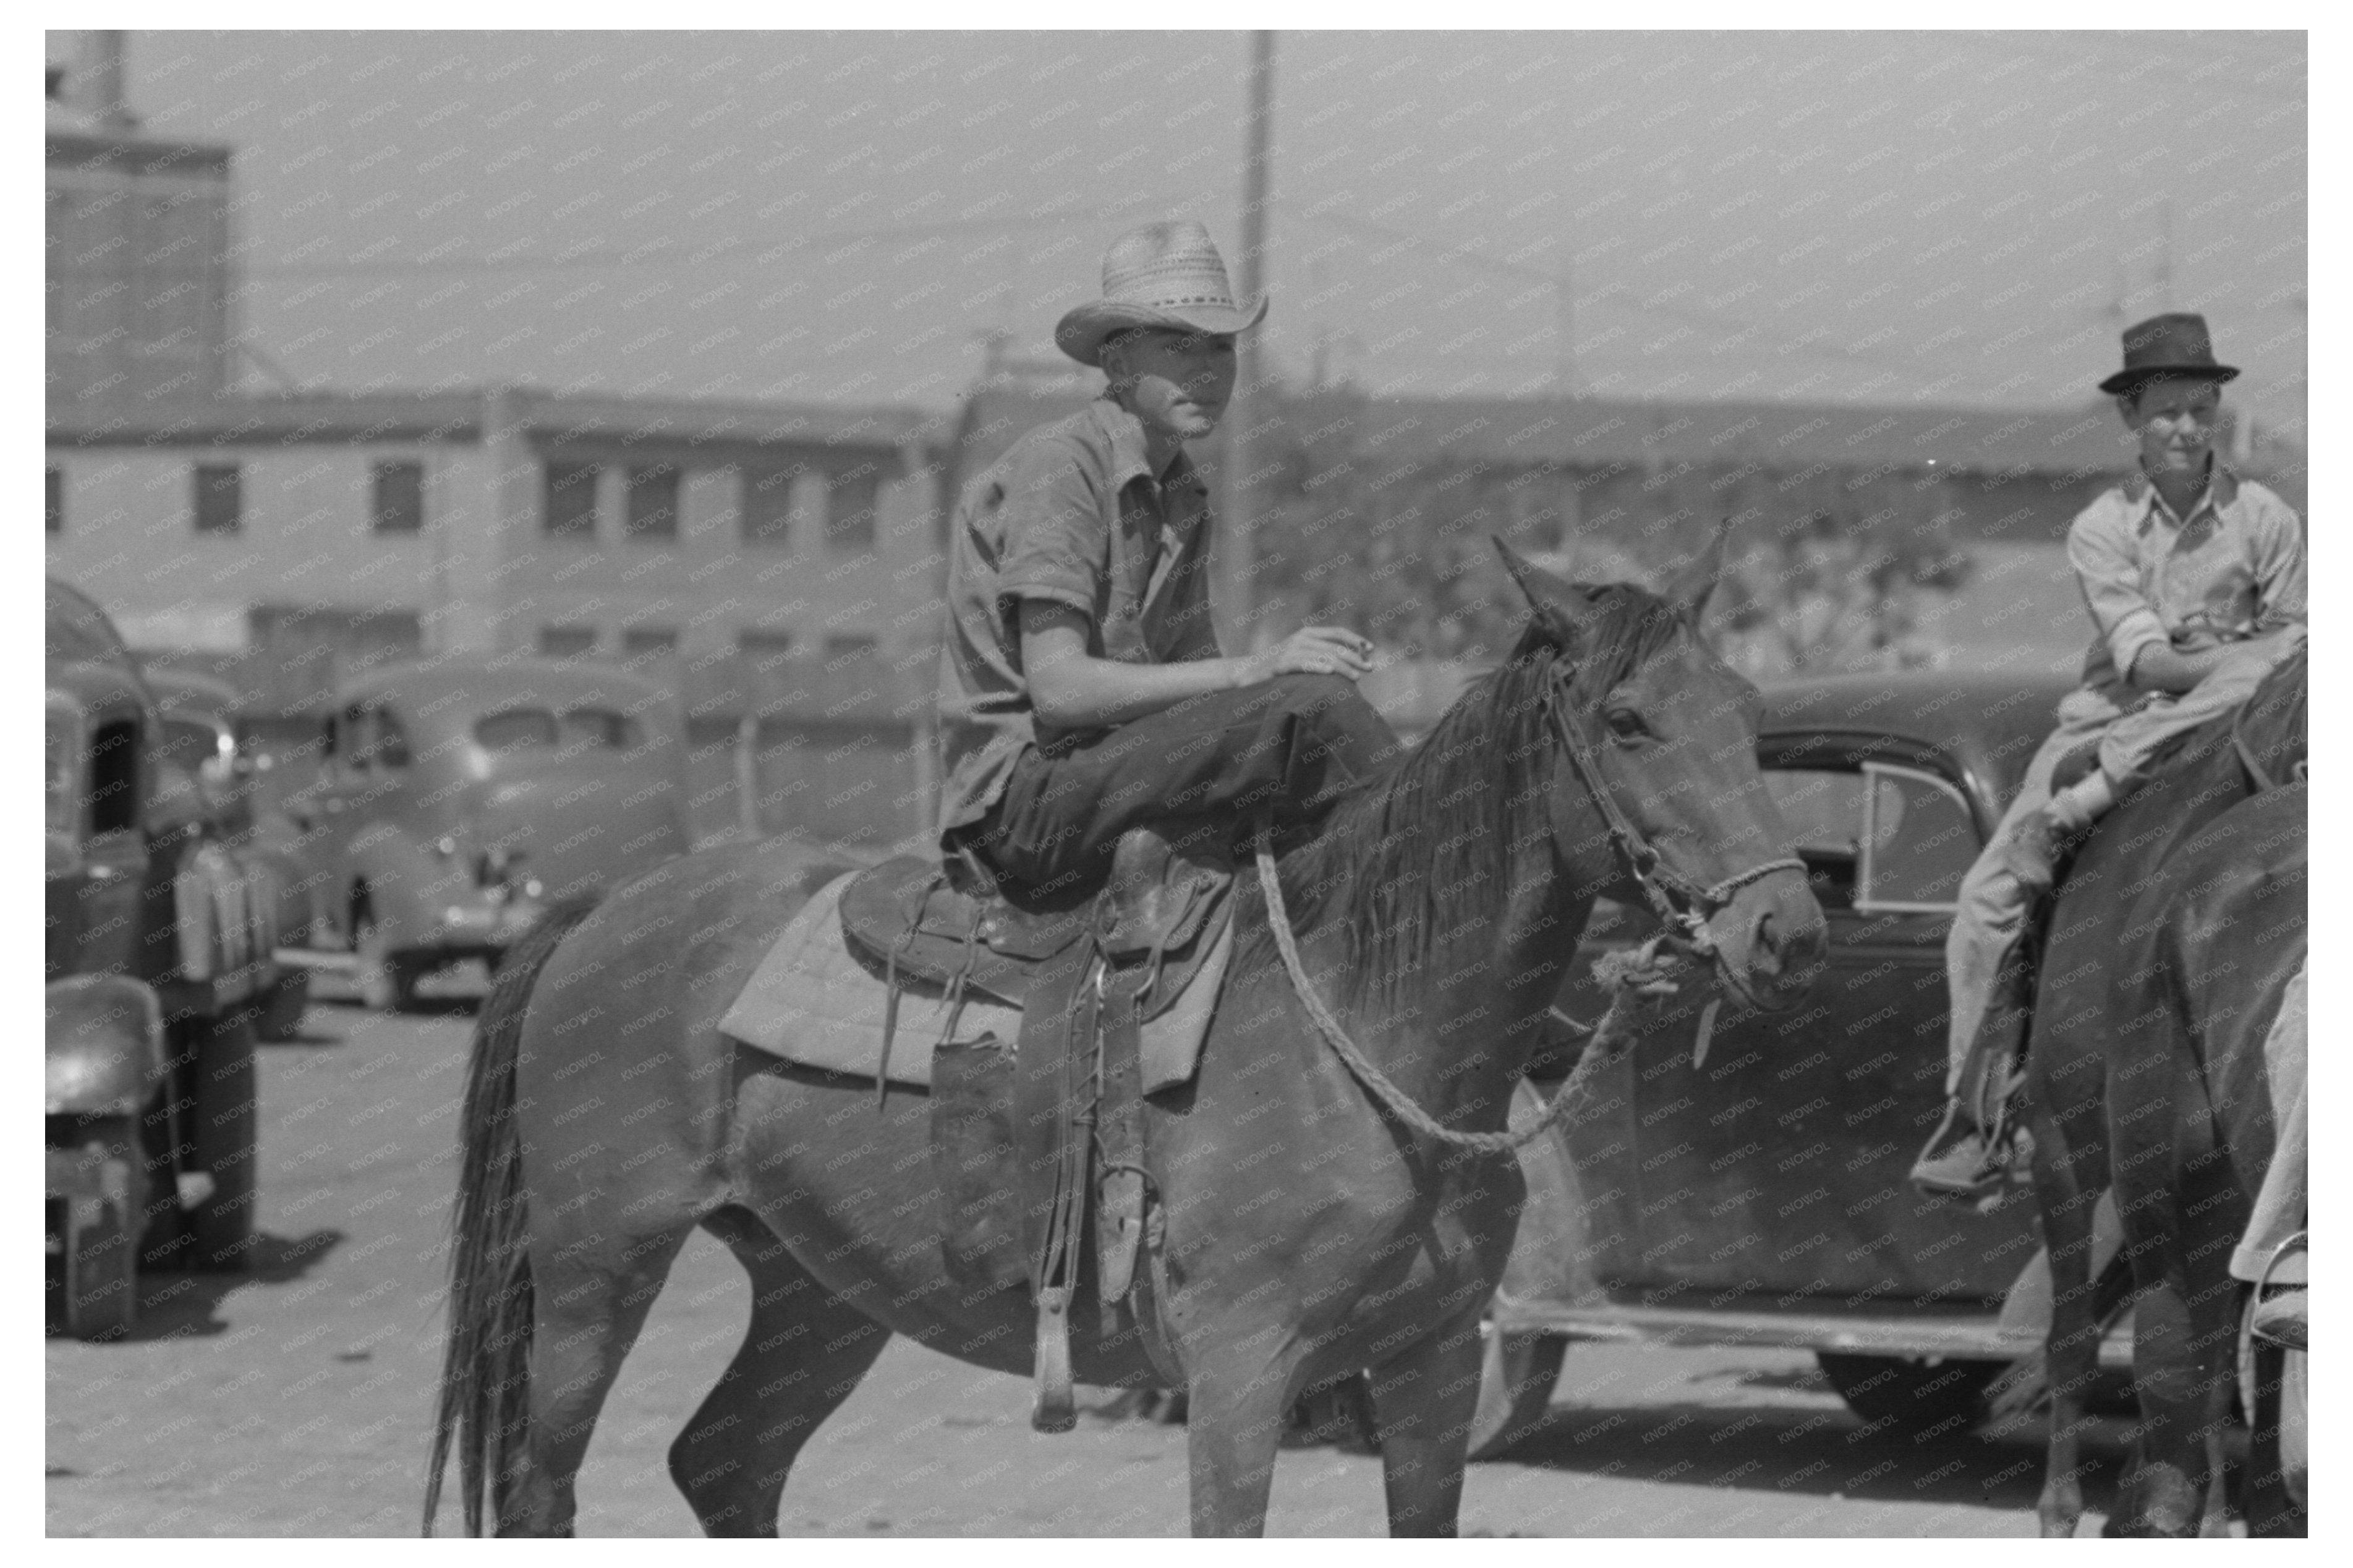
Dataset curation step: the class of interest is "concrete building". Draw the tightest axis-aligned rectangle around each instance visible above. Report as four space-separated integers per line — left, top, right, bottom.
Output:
45 388 942 683
45 34 948 688
46 31 235 412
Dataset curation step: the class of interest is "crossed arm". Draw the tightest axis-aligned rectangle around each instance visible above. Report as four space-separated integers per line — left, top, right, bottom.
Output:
1019 600 1375 731
2127 639 2291 694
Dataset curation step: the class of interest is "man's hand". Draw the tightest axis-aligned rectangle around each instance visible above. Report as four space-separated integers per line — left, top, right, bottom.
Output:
1243 626 1376 683
1021 602 1378 731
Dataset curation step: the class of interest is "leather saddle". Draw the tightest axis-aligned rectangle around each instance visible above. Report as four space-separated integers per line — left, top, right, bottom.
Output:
838 821 1234 1014
839 824 1236 1431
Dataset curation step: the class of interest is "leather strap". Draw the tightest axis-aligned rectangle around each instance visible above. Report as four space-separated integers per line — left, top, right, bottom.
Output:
1541 672 1803 947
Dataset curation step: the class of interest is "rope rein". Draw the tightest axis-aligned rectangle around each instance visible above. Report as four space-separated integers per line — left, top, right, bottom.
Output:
1256 832 1674 1153
1256 668 1804 1155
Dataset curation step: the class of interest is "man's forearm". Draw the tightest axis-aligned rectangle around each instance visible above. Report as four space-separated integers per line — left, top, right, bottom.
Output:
1029 650 1251 730
2127 637 2270 694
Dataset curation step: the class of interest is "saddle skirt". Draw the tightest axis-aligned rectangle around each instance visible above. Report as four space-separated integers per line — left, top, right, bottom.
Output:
718 848 1235 1094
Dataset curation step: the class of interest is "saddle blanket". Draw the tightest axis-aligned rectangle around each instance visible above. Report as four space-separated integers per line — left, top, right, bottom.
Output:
720 869 1232 1094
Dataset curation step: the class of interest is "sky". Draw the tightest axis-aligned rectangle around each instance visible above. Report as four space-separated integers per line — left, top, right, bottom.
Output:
107 29 2308 433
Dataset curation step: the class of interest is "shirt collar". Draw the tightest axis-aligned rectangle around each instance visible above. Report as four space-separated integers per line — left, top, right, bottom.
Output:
1089 396 1204 496
2122 456 2239 532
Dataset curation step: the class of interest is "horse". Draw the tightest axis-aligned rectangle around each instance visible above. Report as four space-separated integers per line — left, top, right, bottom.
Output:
2021 649 2305 1537
2103 780 2305 1535
422 543 1828 1537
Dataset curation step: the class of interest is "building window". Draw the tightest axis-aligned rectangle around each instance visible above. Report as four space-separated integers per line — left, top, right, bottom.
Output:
621 626 679 664
543 460 598 537
372 460 425 534
626 463 681 540
194 464 241 535
742 464 796 547
538 624 598 658
824 467 880 553
46 467 62 534
738 628 794 670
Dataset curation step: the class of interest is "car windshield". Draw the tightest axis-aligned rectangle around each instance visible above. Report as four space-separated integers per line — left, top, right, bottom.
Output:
475 705 644 753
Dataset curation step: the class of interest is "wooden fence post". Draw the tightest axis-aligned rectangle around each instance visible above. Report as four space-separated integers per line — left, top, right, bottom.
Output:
735 711 761 841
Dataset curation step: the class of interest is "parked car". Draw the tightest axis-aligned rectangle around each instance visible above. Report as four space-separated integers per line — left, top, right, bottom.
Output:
1471 667 2117 1451
143 667 317 1041
266 656 689 1009
46 579 284 1332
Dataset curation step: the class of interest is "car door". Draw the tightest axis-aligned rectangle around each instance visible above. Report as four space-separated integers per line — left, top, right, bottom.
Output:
1554 738 2043 1309
307 704 398 940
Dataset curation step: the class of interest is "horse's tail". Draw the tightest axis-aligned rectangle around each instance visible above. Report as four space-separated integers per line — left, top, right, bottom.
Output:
423 893 601 1538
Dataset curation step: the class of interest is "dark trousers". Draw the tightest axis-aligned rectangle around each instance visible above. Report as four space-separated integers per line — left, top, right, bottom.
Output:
968 673 1401 897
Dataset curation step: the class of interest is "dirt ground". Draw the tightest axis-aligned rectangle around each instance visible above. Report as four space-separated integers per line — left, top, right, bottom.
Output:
46 992 2119 1537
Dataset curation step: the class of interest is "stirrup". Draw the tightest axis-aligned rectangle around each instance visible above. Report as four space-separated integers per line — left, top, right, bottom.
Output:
1031 1286 1076 1433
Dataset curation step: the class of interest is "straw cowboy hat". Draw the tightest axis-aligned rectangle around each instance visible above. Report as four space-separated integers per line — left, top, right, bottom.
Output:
1054 219 1268 368
2099 312 2240 396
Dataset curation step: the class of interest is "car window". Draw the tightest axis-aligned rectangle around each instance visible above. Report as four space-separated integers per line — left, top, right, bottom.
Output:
336 704 413 773
372 708 412 769
1858 762 1979 912
475 707 561 752
158 716 223 776
1763 761 1978 915
559 706 643 750
1764 768 1865 858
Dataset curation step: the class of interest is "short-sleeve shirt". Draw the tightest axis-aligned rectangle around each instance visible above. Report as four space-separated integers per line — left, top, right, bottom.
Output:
2065 462 2305 702
934 398 1222 844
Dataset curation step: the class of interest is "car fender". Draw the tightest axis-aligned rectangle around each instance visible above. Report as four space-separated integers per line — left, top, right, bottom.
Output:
46 974 167 1117
349 828 471 952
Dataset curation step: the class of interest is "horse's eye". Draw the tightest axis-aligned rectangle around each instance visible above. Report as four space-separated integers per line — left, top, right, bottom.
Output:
1606 709 1646 740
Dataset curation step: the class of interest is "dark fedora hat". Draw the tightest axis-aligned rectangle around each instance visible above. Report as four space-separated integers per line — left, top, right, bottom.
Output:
2099 312 2240 395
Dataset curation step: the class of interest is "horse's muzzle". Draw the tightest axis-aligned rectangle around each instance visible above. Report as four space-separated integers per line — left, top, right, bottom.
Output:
1706 866 1826 1012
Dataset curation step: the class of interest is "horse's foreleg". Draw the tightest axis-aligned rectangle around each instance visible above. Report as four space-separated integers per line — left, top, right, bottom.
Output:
1366 1306 1487 1538
2031 1110 2103 1538
1183 1332 1308 1537
667 1206 891 1538
2119 1274 2205 1536
2198 1423 2230 1537
503 1222 694 1536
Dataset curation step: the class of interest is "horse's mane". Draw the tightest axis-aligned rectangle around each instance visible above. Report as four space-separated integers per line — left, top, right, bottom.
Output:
1237 582 1690 1012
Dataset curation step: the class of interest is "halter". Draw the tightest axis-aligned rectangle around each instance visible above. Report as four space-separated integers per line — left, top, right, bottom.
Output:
1539 666 1803 961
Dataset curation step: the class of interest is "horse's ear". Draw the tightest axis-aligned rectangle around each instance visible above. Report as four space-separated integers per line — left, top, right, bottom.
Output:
1494 537 1598 647
1664 519 1732 619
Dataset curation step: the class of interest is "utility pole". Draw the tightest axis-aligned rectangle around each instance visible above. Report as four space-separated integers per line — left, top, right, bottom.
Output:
1222 29 1276 649
1554 260 1576 398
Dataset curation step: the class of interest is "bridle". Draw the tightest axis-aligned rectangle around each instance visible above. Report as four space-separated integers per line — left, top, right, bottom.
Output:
1539 665 1803 969
1254 652 1806 1156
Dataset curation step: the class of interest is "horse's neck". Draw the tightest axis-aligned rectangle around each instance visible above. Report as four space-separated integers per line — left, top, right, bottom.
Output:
1310 816 1599 1136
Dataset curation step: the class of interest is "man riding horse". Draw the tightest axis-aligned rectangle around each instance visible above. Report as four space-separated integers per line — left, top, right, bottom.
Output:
934 218 1400 898
1912 313 2307 1201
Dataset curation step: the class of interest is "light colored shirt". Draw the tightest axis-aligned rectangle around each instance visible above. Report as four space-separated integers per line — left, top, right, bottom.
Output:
934 398 1221 845
2065 462 2305 699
